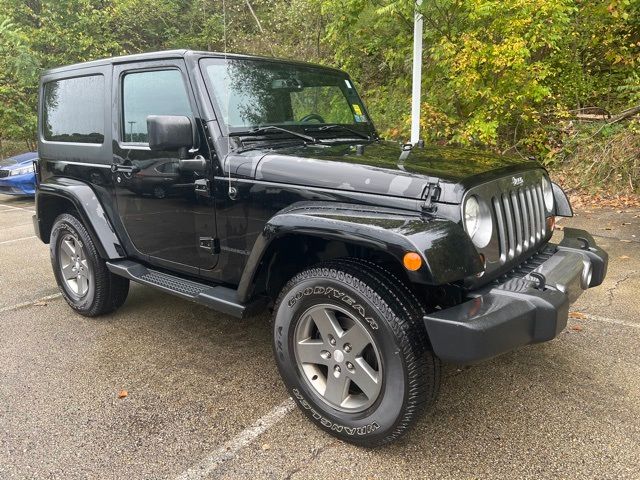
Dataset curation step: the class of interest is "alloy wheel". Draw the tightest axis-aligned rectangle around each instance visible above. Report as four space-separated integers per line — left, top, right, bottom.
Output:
293 304 383 412
58 234 91 298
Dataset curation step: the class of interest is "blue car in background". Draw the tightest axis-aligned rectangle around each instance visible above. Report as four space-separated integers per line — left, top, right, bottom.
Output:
0 152 38 196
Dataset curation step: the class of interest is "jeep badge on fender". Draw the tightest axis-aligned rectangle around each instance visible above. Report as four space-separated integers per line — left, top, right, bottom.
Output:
34 50 608 447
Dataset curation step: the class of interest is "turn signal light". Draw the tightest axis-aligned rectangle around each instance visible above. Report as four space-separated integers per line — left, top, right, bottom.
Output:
476 253 486 277
403 252 423 271
546 216 556 232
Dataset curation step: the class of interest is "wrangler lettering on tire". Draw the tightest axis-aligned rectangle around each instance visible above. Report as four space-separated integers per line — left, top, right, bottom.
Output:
50 214 130 317
272 259 440 447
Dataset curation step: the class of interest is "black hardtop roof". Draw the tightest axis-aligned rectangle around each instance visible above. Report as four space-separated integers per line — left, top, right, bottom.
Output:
42 49 346 76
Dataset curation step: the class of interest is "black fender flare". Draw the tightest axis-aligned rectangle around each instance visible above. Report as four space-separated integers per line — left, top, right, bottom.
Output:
35 177 124 259
237 202 483 302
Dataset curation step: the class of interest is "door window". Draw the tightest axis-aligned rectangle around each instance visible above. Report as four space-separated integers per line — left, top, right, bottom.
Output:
122 69 192 143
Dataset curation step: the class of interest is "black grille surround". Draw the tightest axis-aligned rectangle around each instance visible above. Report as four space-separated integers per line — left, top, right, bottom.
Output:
0 170 9 178
462 169 553 288
492 181 547 264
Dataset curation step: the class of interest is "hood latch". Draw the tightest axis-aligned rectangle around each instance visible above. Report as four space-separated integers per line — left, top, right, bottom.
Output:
422 178 440 215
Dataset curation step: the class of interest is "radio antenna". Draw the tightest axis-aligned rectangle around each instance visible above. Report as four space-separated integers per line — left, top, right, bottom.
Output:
223 0 233 198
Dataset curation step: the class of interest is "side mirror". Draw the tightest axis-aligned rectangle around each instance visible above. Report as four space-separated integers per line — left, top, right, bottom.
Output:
147 115 193 157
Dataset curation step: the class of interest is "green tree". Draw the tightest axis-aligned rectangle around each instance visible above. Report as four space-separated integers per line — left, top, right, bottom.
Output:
0 17 39 153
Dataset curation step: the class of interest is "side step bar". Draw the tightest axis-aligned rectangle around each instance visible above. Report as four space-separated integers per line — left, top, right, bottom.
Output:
106 260 266 318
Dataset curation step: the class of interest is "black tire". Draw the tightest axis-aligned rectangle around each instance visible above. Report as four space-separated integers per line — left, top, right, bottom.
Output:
50 213 129 317
153 186 166 199
272 259 440 447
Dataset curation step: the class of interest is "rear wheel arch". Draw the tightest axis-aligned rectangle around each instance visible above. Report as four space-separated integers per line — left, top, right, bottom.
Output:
37 193 81 245
36 185 125 259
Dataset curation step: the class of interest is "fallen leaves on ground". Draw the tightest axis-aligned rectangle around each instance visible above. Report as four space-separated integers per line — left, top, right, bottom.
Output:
570 324 584 332
32 301 48 306
619 255 630 260
261 443 271 451
117 390 128 399
569 311 587 319
567 191 640 210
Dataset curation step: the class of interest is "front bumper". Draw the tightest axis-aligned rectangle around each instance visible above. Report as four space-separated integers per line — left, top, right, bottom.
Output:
0 173 36 196
423 228 608 364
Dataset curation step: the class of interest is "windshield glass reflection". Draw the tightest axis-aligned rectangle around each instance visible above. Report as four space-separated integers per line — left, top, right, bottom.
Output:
200 58 370 130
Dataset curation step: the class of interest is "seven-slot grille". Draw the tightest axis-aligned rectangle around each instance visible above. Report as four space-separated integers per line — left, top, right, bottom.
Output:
0 170 9 178
492 182 546 264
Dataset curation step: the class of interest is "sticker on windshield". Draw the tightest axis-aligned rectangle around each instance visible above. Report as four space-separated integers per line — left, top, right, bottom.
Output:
352 104 366 122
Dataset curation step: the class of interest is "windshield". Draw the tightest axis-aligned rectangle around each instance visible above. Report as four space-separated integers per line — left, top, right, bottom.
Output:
200 58 372 133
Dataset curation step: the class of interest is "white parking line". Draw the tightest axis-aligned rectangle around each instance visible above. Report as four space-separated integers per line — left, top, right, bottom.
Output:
583 313 640 330
0 204 35 213
0 293 62 314
174 398 296 480
0 235 37 245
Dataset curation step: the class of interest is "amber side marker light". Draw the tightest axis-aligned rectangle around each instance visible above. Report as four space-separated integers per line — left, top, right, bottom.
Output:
403 252 423 271
546 216 556 232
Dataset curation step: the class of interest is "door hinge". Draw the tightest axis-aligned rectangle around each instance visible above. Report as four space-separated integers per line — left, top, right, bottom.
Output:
199 237 220 254
194 178 210 197
422 178 440 215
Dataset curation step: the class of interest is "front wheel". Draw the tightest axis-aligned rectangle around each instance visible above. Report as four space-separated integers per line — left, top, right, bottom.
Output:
272 259 440 447
50 213 129 317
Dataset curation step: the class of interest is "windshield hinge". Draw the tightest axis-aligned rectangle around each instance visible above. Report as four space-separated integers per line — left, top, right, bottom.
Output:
422 178 441 215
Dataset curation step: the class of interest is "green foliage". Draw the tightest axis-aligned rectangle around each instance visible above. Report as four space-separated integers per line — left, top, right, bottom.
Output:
0 0 638 191
0 16 39 147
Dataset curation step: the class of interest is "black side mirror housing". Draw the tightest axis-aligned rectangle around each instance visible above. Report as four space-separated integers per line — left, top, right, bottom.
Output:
147 115 193 156
179 156 207 173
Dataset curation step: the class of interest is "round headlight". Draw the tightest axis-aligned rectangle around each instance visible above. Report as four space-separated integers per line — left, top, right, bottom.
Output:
542 176 554 212
464 195 480 238
463 195 492 248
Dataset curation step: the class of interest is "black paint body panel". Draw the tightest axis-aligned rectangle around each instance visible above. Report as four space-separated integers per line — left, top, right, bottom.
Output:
424 228 608 364
35 50 557 302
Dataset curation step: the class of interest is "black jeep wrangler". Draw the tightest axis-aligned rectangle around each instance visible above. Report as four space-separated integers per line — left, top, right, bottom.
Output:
34 50 608 447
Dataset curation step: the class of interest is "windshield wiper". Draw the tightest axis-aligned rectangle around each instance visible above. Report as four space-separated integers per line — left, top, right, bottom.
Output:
230 125 318 143
304 124 371 140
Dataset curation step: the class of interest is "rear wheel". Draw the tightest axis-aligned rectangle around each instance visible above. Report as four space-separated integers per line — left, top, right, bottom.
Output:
152 186 166 199
272 259 440 447
50 213 129 317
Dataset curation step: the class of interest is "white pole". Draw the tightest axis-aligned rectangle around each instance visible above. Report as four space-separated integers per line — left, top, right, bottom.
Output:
410 0 423 145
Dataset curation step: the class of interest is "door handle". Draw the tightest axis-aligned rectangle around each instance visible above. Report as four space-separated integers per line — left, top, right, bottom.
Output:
111 164 140 174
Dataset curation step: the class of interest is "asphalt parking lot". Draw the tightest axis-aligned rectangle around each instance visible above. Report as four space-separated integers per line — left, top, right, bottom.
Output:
1 193 639 479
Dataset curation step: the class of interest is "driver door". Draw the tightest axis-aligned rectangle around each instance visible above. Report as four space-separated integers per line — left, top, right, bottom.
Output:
111 60 217 274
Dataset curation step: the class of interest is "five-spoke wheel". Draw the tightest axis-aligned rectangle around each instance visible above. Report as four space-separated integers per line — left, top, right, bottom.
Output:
58 233 91 298
294 304 382 412
273 259 440 447
50 213 129 316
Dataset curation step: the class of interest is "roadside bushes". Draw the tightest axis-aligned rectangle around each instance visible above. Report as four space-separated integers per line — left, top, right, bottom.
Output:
0 0 638 191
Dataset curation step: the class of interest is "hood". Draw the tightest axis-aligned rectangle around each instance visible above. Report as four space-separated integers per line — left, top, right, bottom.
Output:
1 152 38 169
231 141 541 203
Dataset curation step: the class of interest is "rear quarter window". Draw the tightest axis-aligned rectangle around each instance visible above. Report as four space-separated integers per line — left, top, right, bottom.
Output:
42 75 105 144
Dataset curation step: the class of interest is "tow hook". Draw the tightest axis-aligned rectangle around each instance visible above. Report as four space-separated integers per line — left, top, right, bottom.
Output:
576 237 591 250
530 272 547 290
